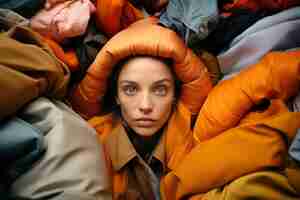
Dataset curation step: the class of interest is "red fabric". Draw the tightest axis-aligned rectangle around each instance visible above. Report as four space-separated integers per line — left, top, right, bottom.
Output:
224 0 300 12
95 0 144 37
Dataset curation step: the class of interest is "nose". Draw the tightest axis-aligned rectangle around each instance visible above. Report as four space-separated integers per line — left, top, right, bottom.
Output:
139 93 153 114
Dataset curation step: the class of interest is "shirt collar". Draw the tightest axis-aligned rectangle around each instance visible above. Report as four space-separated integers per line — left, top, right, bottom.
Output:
104 121 166 171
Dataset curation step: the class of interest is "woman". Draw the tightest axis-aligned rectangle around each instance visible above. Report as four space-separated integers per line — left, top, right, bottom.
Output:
99 56 182 199
70 18 300 199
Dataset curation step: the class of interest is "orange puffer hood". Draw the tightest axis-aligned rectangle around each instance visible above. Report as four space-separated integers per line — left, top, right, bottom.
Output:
70 18 213 119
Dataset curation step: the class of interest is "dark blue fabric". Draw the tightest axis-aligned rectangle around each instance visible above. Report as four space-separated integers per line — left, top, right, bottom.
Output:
72 19 107 85
0 0 44 18
0 117 45 184
193 9 267 55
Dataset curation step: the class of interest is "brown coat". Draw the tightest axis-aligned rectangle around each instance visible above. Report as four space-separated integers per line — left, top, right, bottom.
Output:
0 26 70 120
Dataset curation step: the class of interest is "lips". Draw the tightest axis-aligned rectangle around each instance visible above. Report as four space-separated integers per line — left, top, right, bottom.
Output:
135 118 156 127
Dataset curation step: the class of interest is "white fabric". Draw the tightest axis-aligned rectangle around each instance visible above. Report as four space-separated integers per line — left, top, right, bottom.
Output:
11 97 111 200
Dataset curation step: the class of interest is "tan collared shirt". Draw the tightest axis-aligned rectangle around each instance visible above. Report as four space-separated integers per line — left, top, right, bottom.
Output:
104 122 166 200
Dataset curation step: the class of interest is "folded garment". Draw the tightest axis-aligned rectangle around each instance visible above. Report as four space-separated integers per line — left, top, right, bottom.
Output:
218 6 300 75
0 25 70 120
202 170 299 200
223 0 300 12
72 19 108 84
194 9 266 55
0 0 44 18
289 129 300 163
0 9 29 32
0 117 45 184
159 0 219 43
30 0 96 42
44 0 69 9
11 97 111 200
137 0 169 14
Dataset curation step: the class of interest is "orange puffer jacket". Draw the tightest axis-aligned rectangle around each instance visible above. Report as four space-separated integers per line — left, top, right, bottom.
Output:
70 18 300 199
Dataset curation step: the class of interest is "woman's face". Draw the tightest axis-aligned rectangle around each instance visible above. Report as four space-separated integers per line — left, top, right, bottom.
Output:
117 57 175 137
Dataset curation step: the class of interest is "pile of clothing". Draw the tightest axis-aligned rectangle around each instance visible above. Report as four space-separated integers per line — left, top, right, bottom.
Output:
1 0 300 199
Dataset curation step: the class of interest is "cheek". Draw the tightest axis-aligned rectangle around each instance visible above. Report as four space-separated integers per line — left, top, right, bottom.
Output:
118 95 137 118
156 98 173 118
119 91 140 105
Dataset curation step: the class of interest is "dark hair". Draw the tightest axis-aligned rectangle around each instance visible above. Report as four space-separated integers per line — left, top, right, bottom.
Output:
101 56 182 115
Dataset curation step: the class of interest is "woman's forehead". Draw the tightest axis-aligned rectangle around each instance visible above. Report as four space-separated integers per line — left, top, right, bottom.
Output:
118 56 174 82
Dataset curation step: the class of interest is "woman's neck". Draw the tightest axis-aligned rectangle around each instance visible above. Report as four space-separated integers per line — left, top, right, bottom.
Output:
122 121 164 161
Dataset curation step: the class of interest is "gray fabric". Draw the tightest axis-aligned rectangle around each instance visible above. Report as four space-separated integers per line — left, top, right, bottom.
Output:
289 129 300 163
218 6 300 75
159 0 218 43
0 8 29 31
291 92 300 112
286 72 300 164
11 97 111 200
287 90 300 163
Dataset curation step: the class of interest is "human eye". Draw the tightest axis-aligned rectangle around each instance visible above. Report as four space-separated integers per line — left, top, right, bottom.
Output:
122 85 138 96
153 85 168 96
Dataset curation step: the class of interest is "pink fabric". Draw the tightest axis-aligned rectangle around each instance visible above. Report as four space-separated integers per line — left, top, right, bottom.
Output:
45 0 68 9
31 0 96 42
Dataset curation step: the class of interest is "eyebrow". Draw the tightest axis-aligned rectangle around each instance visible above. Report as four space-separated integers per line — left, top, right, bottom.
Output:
119 80 137 84
153 79 173 85
119 78 173 85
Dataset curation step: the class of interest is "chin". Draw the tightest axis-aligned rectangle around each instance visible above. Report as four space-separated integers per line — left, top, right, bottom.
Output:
133 127 159 137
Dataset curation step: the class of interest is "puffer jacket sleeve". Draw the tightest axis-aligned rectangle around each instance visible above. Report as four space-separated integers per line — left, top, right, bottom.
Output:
161 99 300 199
194 50 300 141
